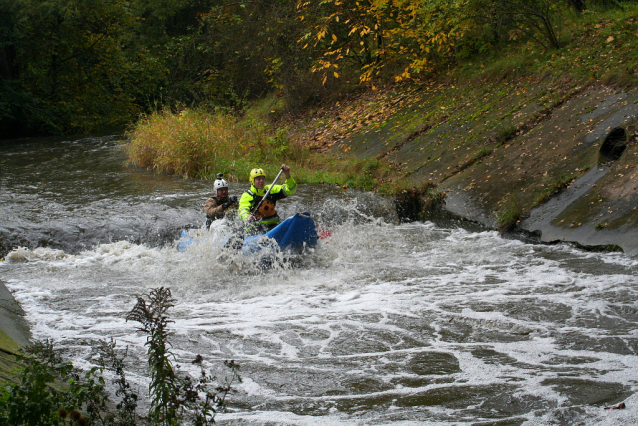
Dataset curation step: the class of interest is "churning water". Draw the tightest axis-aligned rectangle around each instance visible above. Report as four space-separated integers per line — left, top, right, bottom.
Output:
2 136 638 425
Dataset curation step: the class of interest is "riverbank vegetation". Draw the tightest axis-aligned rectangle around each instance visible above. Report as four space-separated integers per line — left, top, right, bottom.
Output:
125 0 638 191
2 0 636 137
4 0 638 189
0 287 240 425
125 101 400 190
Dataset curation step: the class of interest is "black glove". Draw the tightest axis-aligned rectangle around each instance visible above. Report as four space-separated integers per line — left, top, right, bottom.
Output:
223 196 237 209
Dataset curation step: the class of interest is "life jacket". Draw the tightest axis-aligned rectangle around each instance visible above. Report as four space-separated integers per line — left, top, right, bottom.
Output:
205 195 230 228
244 190 280 220
238 179 295 232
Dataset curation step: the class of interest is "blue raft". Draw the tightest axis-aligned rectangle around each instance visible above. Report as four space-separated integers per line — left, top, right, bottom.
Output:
243 212 318 254
178 212 318 256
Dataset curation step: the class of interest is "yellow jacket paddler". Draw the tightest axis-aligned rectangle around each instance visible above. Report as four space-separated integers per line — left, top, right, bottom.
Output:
238 165 296 234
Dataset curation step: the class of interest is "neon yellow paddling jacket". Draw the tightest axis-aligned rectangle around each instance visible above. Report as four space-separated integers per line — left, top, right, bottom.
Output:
238 177 297 228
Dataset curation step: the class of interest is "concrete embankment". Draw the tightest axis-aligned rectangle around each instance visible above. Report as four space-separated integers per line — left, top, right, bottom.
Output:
294 81 638 255
0 280 31 384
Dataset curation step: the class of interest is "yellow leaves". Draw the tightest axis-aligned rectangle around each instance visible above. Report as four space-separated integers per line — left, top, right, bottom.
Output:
301 0 479 85
606 36 615 43
359 69 372 83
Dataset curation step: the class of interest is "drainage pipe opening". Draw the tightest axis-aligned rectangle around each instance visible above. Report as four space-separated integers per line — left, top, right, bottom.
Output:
599 127 627 163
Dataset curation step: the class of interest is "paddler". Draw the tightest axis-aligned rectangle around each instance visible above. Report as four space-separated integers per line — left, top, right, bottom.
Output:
204 173 237 228
238 165 296 234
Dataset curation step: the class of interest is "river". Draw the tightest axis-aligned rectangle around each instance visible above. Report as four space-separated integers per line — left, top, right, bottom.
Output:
1 135 638 425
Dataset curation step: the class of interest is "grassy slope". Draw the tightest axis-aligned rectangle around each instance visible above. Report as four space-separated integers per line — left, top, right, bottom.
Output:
279 6 638 228
287 5 638 174
126 5 638 193
271 5 638 250
127 6 638 193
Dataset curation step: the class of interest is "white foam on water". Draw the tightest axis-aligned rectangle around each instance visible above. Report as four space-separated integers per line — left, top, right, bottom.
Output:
3 220 638 425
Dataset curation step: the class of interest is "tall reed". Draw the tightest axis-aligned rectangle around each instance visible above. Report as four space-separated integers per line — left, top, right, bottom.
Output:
126 108 256 179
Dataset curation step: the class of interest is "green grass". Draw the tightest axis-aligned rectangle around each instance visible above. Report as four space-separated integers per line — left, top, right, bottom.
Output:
456 4 638 88
498 193 522 233
533 173 578 207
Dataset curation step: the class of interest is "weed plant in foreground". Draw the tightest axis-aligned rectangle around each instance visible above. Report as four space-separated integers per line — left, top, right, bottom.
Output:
0 287 240 426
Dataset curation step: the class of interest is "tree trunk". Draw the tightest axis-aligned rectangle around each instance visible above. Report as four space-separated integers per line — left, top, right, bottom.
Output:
567 0 587 13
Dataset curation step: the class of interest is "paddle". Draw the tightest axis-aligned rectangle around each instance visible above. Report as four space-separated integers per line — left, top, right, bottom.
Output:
251 166 284 218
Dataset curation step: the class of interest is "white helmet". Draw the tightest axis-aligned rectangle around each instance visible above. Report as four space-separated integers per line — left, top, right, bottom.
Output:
214 173 228 191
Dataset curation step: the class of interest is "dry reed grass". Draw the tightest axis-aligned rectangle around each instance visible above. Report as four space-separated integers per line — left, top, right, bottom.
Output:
126 108 257 179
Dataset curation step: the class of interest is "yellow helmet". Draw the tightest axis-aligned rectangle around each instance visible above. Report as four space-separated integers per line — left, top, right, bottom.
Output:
249 168 266 185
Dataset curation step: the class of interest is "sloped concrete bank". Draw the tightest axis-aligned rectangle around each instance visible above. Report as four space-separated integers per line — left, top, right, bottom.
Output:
0 280 31 384
299 82 638 255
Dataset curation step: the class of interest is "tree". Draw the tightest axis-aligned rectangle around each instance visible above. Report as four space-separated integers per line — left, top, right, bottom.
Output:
0 0 200 136
566 0 587 12
493 0 562 50
0 0 163 135
297 0 479 84
164 0 320 110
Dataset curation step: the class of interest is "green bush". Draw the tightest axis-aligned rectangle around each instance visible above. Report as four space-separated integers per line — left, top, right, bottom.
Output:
0 341 109 426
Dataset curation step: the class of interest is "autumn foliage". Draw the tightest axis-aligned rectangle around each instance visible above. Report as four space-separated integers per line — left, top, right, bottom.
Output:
296 0 576 84
1 0 634 137
297 0 477 83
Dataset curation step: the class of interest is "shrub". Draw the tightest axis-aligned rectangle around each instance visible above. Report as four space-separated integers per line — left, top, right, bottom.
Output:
0 340 109 426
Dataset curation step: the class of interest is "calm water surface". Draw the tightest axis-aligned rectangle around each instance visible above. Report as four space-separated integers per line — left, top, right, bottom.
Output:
1 135 638 425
